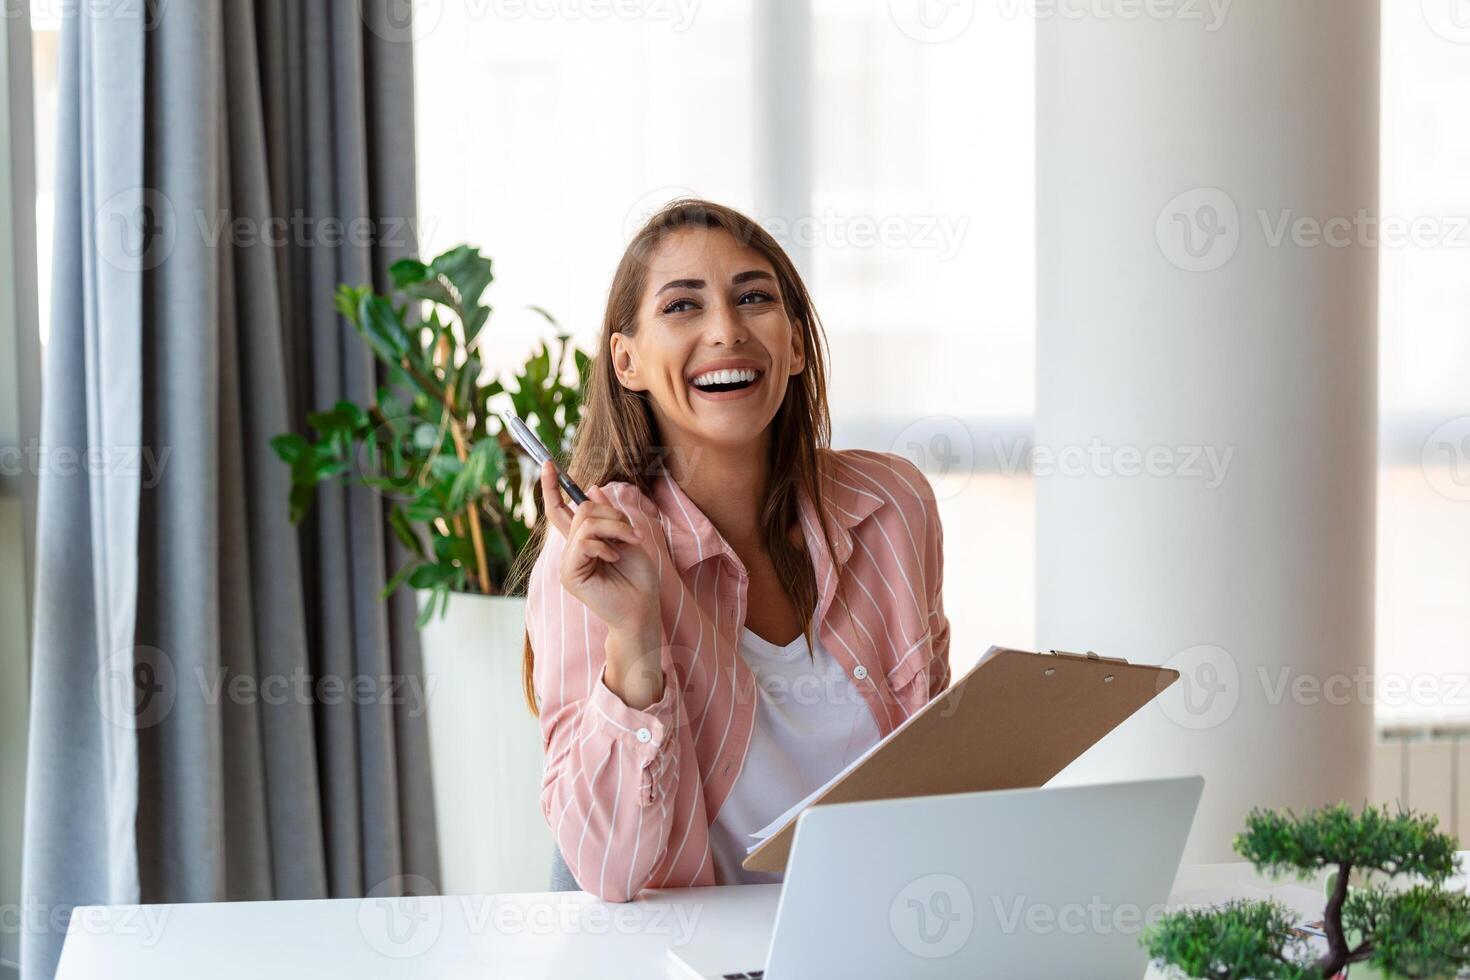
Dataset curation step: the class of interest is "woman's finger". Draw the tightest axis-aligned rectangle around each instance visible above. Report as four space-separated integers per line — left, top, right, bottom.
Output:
540 461 574 537
573 515 642 548
569 501 624 528
569 536 621 568
586 485 642 539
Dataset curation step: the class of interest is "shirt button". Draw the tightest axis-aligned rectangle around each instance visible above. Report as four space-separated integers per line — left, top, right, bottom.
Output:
852 665 869 681
635 727 652 743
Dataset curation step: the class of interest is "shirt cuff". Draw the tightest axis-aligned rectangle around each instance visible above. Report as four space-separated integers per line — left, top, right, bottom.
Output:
588 664 679 760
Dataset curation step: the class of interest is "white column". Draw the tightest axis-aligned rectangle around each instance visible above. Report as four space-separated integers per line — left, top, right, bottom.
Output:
1036 0 1378 862
755 0 812 278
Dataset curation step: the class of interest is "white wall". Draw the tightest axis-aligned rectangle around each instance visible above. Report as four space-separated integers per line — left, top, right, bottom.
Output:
1036 0 1379 862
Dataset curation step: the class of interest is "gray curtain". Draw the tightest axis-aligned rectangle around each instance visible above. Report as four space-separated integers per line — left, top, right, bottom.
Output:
21 2 438 977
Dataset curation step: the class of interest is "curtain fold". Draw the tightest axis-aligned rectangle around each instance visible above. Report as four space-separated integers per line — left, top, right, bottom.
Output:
21 2 438 977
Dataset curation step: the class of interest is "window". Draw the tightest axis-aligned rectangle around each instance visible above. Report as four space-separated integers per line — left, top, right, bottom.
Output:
1377 0 1470 724
414 1 758 378
809 0 1035 671
29 3 57 344
414 1 1038 673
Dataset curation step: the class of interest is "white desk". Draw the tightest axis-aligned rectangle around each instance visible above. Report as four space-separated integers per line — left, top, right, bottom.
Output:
55 864 1328 979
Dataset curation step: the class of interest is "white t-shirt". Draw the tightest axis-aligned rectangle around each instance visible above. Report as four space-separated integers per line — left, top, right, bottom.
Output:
708 626 884 885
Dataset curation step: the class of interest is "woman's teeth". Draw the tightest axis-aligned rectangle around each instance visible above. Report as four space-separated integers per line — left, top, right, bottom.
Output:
690 368 760 391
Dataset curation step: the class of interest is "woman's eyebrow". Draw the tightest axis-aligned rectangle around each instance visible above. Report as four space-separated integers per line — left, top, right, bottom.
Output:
654 270 776 296
656 278 704 295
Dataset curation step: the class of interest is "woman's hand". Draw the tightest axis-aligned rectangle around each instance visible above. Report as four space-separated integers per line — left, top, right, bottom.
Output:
540 462 665 708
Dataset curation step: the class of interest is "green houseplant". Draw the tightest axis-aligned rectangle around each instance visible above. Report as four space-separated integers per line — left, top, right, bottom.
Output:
269 244 590 625
269 244 592 895
1144 803 1470 979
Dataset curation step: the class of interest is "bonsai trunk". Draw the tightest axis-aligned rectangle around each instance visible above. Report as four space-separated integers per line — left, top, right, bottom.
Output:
1314 861 1352 976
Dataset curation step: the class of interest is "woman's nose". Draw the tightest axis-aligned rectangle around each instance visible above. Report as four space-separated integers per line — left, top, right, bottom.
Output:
704 301 747 346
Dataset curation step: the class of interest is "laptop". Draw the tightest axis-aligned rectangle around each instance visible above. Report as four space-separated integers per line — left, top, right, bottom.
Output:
666 775 1204 980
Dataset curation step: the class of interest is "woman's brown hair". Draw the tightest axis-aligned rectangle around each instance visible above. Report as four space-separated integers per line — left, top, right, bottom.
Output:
506 198 837 715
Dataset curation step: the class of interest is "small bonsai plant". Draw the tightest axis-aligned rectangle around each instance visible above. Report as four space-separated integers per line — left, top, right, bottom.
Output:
1144 803 1470 979
270 244 589 624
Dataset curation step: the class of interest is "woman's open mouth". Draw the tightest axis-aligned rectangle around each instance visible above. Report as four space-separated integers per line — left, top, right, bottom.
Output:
687 366 764 400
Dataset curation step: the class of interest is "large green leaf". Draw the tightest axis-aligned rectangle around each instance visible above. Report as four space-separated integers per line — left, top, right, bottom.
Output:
387 506 426 558
389 258 430 288
270 432 308 465
334 284 371 325
446 440 503 514
359 295 412 361
430 245 493 308
404 279 455 307
408 562 457 590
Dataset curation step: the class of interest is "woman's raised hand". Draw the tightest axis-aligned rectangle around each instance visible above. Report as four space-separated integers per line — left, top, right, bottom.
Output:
540 461 662 641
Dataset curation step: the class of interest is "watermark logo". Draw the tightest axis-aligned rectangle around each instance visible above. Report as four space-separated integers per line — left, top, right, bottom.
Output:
1421 416 1470 502
96 186 176 273
891 415 975 501
355 410 439 505
621 185 714 272
95 645 176 731
1422 0 1470 43
1158 643 1238 730
357 875 443 959
364 0 445 43
891 873 974 958
1156 187 1239 272
889 0 976 43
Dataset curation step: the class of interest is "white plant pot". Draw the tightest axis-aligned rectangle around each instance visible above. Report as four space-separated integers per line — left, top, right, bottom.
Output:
418 591 550 895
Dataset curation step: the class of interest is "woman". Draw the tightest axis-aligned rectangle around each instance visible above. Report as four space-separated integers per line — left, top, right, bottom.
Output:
510 198 951 902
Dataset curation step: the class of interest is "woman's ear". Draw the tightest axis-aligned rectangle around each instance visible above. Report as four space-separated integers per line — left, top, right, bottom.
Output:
789 321 806 376
609 332 648 392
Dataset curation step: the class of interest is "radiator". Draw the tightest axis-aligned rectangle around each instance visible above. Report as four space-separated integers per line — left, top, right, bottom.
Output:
1373 726 1464 838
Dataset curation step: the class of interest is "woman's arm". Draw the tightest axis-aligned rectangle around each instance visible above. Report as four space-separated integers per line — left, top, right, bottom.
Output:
526 486 683 902
907 455 952 698
926 502 952 698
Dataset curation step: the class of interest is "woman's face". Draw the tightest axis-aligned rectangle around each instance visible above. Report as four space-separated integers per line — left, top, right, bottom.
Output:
611 226 805 453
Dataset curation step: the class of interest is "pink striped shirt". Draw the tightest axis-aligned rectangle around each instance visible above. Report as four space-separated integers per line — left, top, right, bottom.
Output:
525 448 952 901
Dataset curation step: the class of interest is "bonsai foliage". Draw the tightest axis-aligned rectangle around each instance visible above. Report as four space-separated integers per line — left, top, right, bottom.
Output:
1145 803 1470 980
270 245 590 623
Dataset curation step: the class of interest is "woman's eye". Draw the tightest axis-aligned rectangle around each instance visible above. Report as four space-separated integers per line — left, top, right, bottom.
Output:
738 289 775 305
662 298 697 315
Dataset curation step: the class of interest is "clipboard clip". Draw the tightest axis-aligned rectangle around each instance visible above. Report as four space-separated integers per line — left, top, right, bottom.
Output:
1045 649 1131 665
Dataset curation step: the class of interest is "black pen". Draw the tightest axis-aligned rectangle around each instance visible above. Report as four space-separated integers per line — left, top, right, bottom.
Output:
503 414 588 506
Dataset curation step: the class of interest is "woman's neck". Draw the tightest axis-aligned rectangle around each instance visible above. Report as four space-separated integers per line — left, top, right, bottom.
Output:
664 435 770 552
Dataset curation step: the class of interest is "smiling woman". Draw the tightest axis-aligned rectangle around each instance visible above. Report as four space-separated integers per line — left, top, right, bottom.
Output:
506 199 951 900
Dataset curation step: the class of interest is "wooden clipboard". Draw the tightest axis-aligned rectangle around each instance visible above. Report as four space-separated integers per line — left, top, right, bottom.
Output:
741 646 1180 873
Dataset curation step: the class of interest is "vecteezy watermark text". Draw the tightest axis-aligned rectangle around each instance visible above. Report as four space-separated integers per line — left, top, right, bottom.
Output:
356 883 703 959
996 0 1231 30
993 437 1234 489
193 666 438 720
1157 187 1470 272
0 440 171 488
1 898 170 947
991 894 1169 935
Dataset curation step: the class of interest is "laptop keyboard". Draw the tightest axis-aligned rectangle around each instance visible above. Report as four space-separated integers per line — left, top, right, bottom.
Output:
721 972 764 979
